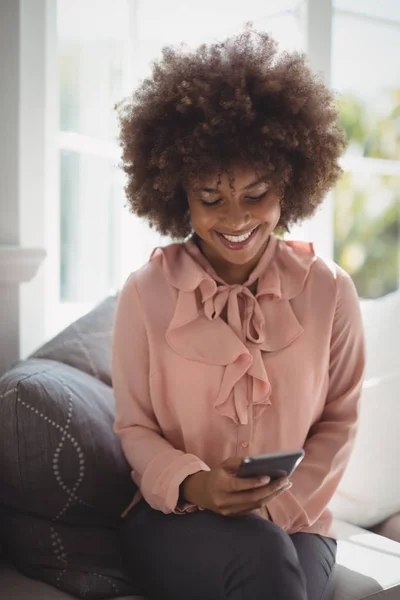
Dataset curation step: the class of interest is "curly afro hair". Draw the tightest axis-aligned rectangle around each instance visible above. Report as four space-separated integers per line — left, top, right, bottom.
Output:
116 23 347 240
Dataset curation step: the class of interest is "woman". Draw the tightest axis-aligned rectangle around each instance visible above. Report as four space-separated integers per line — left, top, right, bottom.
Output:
112 25 366 600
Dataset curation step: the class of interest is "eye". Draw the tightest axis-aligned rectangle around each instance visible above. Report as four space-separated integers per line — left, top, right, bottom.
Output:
200 191 268 207
200 198 221 207
246 192 268 201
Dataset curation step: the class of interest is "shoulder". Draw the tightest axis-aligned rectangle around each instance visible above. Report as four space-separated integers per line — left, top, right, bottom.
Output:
311 254 358 303
119 241 185 303
279 236 357 303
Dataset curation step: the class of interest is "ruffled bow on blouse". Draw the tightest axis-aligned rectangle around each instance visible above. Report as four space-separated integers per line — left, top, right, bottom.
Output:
150 234 316 426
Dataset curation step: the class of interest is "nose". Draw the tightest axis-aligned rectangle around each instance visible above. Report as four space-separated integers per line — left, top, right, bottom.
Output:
220 203 251 231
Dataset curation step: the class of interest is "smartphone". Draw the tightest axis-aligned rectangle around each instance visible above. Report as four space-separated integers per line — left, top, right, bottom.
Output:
236 449 305 480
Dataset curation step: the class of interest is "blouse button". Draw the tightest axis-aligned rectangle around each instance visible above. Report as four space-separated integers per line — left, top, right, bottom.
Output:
241 441 249 448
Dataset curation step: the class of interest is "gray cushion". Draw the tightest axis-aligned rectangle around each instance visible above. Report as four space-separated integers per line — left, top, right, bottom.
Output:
0 358 141 599
28 296 118 387
0 554 146 600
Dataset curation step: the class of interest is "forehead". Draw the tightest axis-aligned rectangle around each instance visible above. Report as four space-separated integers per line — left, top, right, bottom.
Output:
189 164 270 192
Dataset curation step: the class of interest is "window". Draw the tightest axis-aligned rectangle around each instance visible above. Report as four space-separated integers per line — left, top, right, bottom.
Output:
332 2 400 298
56 0 397 331
58 0 130 306
57 0 305 327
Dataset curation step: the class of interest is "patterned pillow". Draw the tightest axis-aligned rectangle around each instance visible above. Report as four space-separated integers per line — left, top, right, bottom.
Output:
28 295 118 387
0 358 140 599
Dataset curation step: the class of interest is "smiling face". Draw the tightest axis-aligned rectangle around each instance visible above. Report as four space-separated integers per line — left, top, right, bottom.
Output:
185 164 282 284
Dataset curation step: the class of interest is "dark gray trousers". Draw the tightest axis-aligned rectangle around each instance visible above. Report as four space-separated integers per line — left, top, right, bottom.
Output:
119 498 337 600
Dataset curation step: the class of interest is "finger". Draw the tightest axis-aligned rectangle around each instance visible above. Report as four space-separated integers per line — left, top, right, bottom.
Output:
229 482 293 516
231 475 271 492
265 481 292 500
226 479 291 512
221 457 245 473
250 478 291 503
230 475 288 498
224 468 267 490
247 476 290 495
271 476 290 487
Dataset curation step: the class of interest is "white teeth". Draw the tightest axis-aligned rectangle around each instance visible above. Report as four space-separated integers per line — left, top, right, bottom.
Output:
221 228 256 243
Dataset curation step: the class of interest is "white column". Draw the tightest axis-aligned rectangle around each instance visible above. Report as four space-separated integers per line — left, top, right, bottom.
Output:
0 0 23 374
288 0 334 263
20 0 60 360
0 0 52 374
0 0 20 245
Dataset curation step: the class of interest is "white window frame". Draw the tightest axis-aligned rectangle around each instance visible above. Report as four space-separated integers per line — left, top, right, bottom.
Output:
286 0 334 261
52 0 315 337
19 0 400 354
334 5 400 286
46 0 140 339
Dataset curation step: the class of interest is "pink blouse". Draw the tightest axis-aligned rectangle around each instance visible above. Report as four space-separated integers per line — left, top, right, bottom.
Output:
112 233 366 539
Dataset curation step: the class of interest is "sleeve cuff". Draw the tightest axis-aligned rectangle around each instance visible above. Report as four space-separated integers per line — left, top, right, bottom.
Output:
174 500 207 514
169 459 211 514
141 450 211 514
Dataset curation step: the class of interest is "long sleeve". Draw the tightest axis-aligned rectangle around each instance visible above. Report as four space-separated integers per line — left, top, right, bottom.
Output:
112 273 211 514
266 266 366 533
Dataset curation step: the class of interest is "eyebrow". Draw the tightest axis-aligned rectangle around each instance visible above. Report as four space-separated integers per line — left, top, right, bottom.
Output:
201 175 269 194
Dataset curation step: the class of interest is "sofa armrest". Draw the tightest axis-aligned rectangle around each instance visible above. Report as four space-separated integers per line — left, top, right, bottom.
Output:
369 512 400 543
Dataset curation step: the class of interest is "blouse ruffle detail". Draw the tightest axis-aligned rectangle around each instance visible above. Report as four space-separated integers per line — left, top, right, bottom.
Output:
150 235 316 425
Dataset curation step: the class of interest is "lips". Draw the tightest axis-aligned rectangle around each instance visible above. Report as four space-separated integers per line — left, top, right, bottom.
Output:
215 225 260 250
218 227 257 237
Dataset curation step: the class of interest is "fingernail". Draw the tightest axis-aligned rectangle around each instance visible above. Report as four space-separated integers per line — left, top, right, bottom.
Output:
261 476 271 484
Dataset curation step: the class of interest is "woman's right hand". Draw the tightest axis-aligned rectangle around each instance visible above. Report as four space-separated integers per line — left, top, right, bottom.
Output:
182 456 292 517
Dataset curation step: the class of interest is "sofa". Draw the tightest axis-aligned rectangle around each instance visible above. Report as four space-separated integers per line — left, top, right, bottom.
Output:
1 291 400 600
